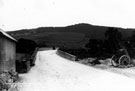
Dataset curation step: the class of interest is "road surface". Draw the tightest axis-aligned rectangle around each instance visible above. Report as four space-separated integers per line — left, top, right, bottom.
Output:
18 50 135 91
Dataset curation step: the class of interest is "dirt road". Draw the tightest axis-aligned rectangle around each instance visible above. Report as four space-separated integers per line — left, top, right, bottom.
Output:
18 50 135 91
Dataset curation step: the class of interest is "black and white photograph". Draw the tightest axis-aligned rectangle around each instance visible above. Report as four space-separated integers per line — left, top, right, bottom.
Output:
1 0 135 91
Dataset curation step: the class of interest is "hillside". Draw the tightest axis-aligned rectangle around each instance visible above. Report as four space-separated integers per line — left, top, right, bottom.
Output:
7 23 135 48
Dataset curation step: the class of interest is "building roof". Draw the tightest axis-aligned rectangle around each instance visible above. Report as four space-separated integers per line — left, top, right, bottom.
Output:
0 28 17 42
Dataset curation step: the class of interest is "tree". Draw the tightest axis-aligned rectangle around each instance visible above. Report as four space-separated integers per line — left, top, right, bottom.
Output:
16 38 37 54
105 27 122 42
85 39 102 57
104 27 122 51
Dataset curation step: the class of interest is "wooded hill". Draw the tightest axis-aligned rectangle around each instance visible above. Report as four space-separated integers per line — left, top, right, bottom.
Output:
7 23 135 48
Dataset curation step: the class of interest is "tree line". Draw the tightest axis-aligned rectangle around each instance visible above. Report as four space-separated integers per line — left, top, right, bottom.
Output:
60 27 135 60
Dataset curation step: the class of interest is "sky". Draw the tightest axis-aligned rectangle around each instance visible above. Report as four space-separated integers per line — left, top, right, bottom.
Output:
0 0 135 31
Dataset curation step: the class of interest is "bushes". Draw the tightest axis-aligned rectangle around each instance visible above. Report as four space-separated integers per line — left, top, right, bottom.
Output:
59 47 90 59
16 38 37 54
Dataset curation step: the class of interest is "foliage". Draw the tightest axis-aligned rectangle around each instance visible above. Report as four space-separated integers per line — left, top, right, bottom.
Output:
16 38 37 54
105 27 122 41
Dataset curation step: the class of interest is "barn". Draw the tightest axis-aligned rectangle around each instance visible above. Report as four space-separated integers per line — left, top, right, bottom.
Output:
0 28 17 72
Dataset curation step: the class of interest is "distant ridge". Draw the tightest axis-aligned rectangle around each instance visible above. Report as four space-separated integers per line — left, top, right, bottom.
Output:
7 23 135 48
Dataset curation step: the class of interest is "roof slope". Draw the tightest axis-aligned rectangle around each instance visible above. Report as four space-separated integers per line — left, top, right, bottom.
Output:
0 28 17 42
